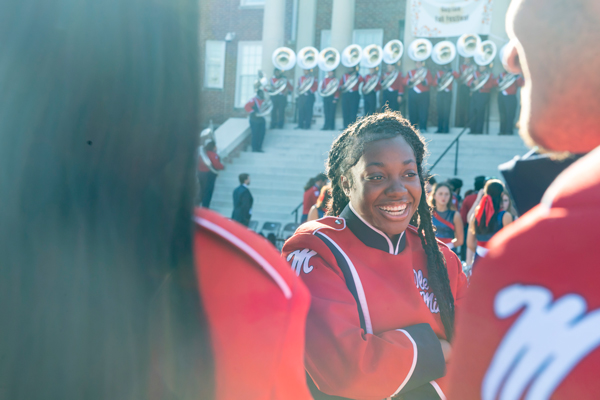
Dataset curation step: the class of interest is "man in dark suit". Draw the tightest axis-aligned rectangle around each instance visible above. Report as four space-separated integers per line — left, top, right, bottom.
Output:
232 173 253 226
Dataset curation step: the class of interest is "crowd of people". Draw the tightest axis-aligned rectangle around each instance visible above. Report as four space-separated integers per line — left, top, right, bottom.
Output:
6 0 600 399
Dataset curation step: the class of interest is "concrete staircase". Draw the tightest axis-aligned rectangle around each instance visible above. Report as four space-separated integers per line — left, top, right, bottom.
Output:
209 119 530 230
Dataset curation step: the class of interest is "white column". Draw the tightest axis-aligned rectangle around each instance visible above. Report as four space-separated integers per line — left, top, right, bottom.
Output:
294 0 317 85
330 0 355 55
261 0 286 78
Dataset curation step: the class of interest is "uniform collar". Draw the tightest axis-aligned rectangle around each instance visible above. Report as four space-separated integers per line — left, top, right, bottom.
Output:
341 203 406 255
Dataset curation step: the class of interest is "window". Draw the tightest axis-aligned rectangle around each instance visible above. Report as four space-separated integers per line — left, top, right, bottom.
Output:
240 0 265 7
204 40 226 89
235 41 263 108
352 29 384 76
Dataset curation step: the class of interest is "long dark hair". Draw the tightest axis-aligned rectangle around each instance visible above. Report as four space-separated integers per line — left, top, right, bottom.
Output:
326 111 455 340
0 1 213 399
475 179 506 235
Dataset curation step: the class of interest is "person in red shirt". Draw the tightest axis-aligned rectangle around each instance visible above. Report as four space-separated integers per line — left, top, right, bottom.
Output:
459 176 486 260
283 111 467 399
447 0 600 397
244 90 267 152
198 140 225 208
496 69 525 135
469 64 497 134
434 65 460 133
296 68 319 130
301 173 327 223
362 66 381 116
406 60 434 131
340 65 364 128
381 61 404 112
319 69 340 130
195 208 312 400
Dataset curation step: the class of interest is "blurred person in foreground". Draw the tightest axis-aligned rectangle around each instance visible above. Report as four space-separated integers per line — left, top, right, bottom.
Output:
0 1 311 399
448 0 600 398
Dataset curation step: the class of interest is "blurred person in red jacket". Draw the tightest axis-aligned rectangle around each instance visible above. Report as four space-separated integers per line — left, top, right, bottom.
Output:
283 111 467 399
448 0 600 397
198 140 225 208
0 2 312 399
301 173 328 223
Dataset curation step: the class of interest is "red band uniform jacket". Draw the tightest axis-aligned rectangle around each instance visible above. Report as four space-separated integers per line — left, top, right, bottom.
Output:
198 150 225 172
282 204 468 400
447 147 600 399
363 73 382 93
405 69 434 94
470 70 497 93
271 76 294 94
341 73 364 93
382 70 405 95
195 208 312 400
299 75 319 94
320 77 340 99
244 96 264 115
434 70 460 92
496 73 525 96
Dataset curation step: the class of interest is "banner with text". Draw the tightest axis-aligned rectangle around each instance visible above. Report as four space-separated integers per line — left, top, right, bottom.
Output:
410 0 494 38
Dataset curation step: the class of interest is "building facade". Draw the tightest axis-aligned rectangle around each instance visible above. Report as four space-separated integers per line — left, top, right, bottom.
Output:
199 0 510 129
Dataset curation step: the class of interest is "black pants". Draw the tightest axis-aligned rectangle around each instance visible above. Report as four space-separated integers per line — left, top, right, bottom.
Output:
381 89 399 112
363 91 377 116
469 91 489 134
322 95 337 130
198 171 217 208
341 91 360 128
408 89 430 131
498 93 517 134
249 116 266 151
456 84 471 127
270 94 286 129
437 91 452 133
297 92 315 129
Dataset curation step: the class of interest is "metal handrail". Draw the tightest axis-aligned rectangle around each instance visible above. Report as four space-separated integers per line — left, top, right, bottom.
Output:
291 201 303 223
428 102 488 176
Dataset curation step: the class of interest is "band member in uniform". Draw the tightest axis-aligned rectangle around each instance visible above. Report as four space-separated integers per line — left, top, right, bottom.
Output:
340 65 363 128
320 70 339 130
296 69 318 129
448 0 600 396
434 64 459 133
432 41 459 134
269 68 293 129
317 47 341 131
283 111 467 399
469 40 497 134
380 40 405 112
244 89 267 152
469 64 496 134
362 67 381 116
198 140 225 208
496 67 524 135
340 44 364 129
361 45 383 116
406 39 434 131
380 62 404 112
456 58 474 127
456 34 481 127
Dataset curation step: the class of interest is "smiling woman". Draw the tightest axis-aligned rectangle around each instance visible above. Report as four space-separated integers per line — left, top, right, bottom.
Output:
282 111 468 400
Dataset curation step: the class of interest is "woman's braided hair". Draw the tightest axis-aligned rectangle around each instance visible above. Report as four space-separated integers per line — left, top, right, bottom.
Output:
326 110 455 340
